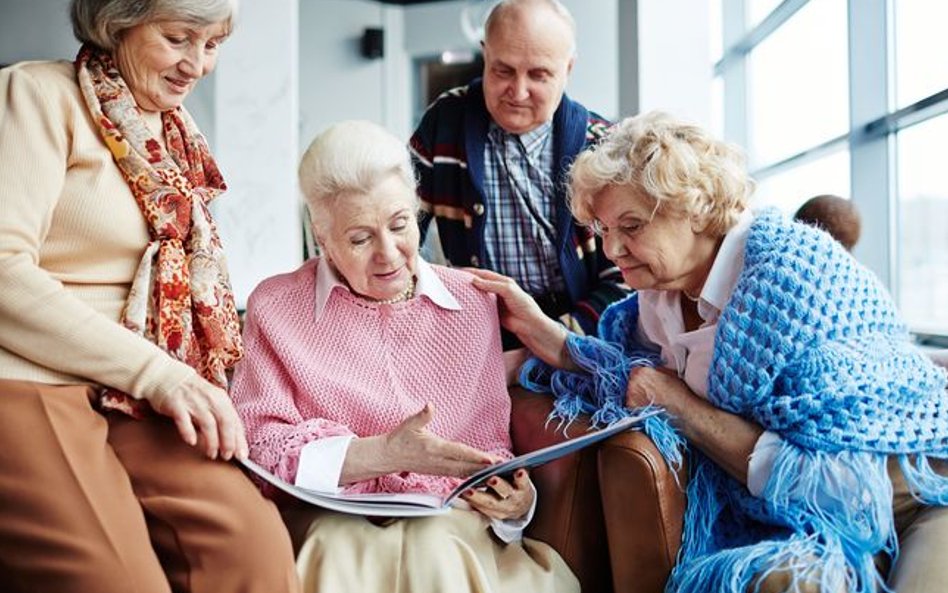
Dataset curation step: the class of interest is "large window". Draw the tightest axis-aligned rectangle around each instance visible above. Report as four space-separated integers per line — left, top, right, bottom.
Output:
715 0 948 338
746 0 848 168
896 113 948 335
893 0 948 109
754 149 850 212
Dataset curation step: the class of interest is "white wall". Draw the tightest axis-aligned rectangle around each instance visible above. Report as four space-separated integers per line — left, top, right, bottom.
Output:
298 0 386 151
213 0 302 307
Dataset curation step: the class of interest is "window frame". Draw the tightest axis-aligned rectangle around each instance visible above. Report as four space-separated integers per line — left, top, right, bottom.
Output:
715 0 948 339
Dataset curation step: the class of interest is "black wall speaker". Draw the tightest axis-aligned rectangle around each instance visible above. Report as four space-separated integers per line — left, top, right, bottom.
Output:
361 28 384 59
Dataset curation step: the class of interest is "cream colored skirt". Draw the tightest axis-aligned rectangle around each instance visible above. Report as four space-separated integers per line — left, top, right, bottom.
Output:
285 507 579 593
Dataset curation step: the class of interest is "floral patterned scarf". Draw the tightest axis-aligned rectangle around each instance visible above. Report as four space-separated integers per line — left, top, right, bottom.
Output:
76 44 243 417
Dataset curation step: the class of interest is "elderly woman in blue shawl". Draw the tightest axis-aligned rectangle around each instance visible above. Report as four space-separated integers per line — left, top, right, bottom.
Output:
469 111 948 593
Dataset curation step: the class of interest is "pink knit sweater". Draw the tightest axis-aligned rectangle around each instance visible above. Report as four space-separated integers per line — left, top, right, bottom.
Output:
231 258 513 496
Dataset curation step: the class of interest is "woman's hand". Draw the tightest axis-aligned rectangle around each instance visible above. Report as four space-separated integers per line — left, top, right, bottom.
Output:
466 268 575 370
627 366 765 484
462 469 534 521
625 366 690 411
147 374 249 461
342 404 497 484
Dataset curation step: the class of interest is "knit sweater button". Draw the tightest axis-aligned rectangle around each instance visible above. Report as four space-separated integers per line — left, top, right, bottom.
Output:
473 203 485 216
470 255 479 266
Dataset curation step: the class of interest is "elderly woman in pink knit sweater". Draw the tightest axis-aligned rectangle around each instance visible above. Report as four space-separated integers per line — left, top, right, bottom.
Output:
230 120 578 593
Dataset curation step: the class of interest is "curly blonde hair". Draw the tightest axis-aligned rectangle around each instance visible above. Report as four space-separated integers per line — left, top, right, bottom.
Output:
569 111 755 237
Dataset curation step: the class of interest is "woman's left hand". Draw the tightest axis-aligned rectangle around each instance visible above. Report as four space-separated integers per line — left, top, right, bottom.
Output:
625 366 691 413
461 469 534 521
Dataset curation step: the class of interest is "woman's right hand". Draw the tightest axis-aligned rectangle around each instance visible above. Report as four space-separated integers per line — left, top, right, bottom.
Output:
146 374 249 461
343 404 496 483
466 268 546 336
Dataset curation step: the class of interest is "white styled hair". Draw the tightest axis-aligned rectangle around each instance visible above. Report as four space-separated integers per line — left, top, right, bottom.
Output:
298 120 418 236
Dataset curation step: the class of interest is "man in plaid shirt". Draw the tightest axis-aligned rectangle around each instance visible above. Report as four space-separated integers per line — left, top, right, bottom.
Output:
410 0 626 348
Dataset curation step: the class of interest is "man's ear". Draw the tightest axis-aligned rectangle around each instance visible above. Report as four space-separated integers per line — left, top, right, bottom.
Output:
566 55 575 76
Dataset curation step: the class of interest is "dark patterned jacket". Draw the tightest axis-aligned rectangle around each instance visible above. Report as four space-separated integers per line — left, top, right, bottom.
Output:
409 79 626 336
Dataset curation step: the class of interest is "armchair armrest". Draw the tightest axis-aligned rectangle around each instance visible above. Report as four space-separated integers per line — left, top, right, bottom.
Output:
509 388 613 593
599 429 686 593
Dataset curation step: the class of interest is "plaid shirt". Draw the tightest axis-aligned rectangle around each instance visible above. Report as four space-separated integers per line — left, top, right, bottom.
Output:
409 79 626 337
483 121 566 295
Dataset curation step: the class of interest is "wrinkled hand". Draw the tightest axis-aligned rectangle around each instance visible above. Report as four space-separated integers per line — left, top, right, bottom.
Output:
462 469 534 521
625 366 690 412
147 374 248 461
382 404 497 477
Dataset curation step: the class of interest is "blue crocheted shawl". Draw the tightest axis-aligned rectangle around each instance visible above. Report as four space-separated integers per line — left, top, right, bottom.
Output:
521 209 948 593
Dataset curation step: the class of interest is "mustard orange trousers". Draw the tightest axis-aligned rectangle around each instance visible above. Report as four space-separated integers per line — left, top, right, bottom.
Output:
0 380 300 593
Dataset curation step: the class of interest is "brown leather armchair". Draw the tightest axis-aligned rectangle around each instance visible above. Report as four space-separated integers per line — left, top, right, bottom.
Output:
510 388 686 593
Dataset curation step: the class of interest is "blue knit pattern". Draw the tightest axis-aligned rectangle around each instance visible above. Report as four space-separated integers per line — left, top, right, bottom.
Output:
709 210 948 454
521 208 948 593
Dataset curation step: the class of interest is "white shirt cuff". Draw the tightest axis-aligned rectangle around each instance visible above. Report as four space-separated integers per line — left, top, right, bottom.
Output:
747 430 782 497
489 481 538 543
294 434 355 493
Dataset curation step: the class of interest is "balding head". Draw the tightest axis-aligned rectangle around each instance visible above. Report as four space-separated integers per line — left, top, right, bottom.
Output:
480 0 576 134
484 0 576 55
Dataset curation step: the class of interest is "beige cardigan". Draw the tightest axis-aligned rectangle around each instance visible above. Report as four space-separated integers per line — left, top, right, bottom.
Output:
0 60 196 399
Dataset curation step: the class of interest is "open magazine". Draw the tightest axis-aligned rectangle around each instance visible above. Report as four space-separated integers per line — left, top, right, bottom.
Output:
240 408 660 518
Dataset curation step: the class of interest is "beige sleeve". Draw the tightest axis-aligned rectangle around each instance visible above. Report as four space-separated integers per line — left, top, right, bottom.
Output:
0 65 195 400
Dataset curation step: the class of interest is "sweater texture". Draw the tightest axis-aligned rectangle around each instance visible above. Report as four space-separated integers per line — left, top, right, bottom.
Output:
231 258 513 497
522 209 948 593
409 79 625 335
0 60 196 398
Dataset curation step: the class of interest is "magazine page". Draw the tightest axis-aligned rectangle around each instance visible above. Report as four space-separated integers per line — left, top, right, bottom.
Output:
240 458 451 518
239 408 660 517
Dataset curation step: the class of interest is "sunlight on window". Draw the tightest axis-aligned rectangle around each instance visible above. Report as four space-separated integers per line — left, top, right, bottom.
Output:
746 0 782 29
747 0 848 168
711 76 724 139
752 149 851 215
896 114 948 334
894 0 948 109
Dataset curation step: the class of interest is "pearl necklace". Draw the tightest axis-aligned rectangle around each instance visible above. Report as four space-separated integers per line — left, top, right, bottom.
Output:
371 277 416 305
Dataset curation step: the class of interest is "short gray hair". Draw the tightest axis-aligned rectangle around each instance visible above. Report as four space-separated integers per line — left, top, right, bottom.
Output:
570 111 755 237
70 0 238 51
298 120 418 236
484 0 576 55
